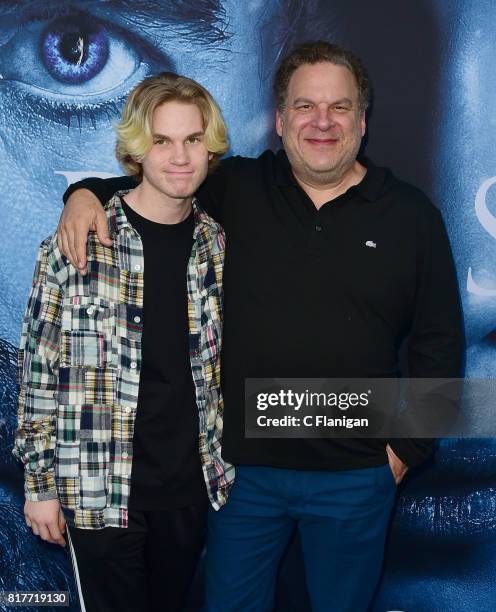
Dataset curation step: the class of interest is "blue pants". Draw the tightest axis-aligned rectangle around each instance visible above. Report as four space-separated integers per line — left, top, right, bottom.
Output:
205 464 396 612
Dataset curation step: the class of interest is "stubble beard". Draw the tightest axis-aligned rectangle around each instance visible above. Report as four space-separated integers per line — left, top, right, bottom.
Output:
288 138 361 189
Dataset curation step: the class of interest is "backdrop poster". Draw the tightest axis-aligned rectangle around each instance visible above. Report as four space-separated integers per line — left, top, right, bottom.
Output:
0 2 494 611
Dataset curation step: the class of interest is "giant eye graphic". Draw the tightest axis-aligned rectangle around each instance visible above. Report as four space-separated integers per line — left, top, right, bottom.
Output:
41 17 109 84
0 9 172 127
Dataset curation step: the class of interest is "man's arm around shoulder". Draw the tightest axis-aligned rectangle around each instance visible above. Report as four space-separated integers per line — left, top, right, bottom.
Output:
59 176 134 274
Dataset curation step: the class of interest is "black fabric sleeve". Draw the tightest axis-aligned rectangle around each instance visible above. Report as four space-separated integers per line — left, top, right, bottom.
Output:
389 202 464 467
62 176 137 206
62 156 236 219
197 157 238 224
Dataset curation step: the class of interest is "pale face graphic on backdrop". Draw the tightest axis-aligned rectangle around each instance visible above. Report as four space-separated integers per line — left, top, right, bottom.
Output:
0 0 284 596
372 2 496 610
0 0 284 345
1 1 495 609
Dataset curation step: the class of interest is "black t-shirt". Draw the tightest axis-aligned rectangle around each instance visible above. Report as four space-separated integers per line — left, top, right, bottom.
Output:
65 151 463 470
121 199 206 510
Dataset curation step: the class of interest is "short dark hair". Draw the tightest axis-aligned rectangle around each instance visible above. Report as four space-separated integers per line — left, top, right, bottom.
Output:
274 40 370 113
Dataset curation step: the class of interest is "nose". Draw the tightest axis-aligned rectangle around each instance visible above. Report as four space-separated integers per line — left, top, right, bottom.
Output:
312 105 334 130
170 142 189 165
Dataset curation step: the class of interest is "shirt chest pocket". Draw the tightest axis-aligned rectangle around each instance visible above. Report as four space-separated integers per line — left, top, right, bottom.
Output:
60 297 115 368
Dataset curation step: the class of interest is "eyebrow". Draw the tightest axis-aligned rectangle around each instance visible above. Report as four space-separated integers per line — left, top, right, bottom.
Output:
2 0 229 46
116 0 229 45
153 131 205 139
292 97 354 107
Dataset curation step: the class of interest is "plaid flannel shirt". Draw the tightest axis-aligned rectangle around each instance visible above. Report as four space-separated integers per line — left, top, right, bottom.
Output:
13 191 234 529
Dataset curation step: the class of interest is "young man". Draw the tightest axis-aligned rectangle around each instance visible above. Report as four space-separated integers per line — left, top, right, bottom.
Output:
59 41 463 612
13 72 234 612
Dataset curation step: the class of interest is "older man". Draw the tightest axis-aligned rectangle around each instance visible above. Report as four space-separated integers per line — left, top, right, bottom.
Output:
59 41 463 612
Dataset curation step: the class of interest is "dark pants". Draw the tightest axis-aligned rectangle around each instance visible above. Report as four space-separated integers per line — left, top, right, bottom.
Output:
205 465 396 612
67 505 207 612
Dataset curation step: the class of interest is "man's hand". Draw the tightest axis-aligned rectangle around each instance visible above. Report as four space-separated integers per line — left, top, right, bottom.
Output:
386 444 408 485
24 499 66 547
58 189 111 275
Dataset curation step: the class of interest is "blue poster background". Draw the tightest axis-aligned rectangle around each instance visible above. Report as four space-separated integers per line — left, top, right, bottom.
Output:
1 2 494 611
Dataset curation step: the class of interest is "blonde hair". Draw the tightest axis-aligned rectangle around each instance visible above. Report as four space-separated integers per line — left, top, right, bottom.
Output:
116 72 229 179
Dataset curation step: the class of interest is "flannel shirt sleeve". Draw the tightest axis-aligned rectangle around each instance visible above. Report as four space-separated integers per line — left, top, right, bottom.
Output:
12 237 64 501
209 225 225 305
208 225 230 450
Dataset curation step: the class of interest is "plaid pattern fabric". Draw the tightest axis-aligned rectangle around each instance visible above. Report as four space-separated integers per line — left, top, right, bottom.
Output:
13 192 234 529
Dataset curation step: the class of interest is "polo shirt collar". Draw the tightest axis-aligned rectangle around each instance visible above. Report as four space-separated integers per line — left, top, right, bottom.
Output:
274 148 389 202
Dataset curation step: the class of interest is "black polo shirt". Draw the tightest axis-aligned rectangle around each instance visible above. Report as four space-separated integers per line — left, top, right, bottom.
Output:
65 149 463 470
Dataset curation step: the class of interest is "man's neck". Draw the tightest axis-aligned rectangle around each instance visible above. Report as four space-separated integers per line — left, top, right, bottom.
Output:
294 161 367 210
124 181 192 224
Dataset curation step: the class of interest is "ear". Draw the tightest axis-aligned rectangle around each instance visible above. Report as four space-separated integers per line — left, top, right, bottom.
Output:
208 152 213 161
360 111 366 137
275 109 284 137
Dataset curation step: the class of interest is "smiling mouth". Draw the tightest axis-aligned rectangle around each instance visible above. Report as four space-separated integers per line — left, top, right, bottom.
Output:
305 138 339 146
